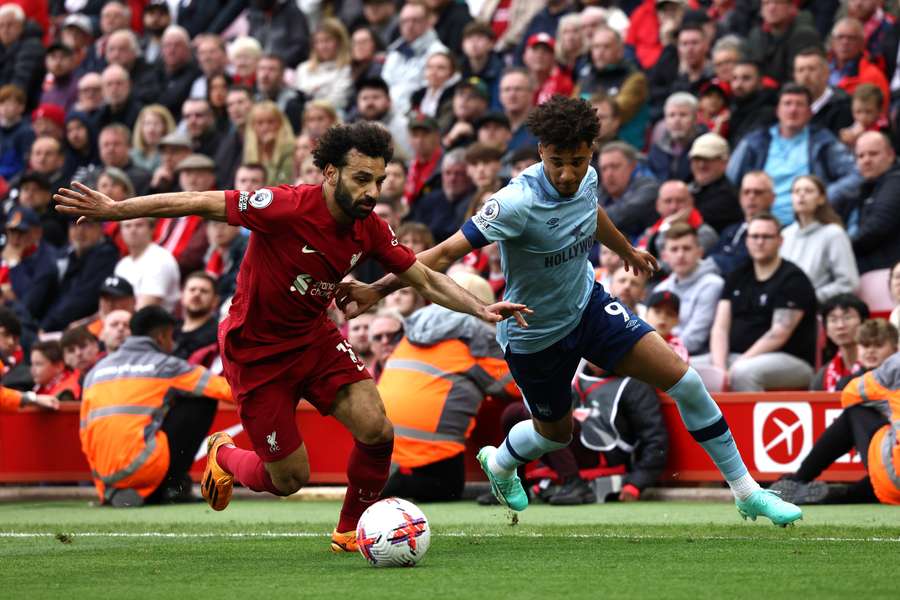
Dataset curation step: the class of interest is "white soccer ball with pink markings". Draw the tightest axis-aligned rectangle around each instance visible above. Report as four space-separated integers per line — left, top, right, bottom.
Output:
356 497 431 567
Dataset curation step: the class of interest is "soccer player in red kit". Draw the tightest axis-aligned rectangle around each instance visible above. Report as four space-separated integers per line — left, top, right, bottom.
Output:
55 123 528 552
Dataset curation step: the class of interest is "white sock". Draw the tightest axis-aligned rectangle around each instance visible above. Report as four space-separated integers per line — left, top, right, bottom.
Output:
488 451 515 479
728 472 761 501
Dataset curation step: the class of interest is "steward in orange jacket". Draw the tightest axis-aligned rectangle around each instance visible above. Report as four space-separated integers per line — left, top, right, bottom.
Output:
379 302 519 502
772 351 900 504
840 352 900 504
80 306 233 506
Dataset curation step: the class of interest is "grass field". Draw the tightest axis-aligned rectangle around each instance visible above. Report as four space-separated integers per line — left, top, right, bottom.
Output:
1 498 898 599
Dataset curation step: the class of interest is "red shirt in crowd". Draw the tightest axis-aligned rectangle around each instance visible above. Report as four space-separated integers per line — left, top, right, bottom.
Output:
219 185 416 387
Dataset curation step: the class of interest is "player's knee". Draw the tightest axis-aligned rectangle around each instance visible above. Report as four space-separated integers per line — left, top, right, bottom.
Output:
270 467 309 496
357 415 393 445
534 416 573 444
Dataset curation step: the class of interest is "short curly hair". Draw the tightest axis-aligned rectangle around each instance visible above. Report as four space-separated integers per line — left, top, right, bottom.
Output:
526 96 600 151
312 122 394 171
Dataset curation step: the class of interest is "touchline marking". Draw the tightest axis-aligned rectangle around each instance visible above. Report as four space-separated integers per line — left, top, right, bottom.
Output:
1 532 898 543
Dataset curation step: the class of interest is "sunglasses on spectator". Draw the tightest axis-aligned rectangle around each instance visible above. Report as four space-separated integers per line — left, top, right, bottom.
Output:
371 329 403 343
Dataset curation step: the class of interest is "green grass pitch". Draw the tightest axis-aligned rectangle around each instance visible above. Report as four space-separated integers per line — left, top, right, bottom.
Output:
1 498 898 599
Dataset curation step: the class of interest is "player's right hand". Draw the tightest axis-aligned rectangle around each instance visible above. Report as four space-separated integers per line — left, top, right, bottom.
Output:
482 302 532 327
335 280 381 318
54 181 120 224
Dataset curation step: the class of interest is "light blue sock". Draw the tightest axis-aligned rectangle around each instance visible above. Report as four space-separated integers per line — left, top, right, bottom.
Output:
666 367 749 482
490 420 569 477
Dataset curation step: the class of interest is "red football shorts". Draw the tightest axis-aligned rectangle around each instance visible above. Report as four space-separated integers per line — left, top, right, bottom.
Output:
221 324 371 462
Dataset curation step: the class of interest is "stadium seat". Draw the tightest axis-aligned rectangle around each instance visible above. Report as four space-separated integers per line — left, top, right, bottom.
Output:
857 268 894 318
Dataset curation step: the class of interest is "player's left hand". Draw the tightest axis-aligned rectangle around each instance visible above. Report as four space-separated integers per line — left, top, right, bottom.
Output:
621 247 658 278
481 302 532 327
335 280 381 318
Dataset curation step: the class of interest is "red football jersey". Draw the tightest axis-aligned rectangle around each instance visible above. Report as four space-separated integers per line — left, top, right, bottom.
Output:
220 184 416 365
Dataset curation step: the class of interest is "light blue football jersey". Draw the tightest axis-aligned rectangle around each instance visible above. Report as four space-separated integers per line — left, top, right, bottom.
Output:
461 162 598 353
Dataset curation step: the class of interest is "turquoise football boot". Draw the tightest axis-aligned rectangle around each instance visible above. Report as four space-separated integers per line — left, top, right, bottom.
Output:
477 446 529 511
736 489 803 527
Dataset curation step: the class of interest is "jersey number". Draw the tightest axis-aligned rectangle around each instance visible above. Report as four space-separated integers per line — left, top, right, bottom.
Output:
337 341 366 372
605 302 630 322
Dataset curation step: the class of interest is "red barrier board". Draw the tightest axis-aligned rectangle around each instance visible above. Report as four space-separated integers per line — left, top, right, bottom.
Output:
0 392 866 485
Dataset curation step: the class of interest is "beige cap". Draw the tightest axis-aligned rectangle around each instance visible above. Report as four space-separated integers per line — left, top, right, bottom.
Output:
159 131 192 150
175 153 215 173
689 133 730 160
450 271 495 305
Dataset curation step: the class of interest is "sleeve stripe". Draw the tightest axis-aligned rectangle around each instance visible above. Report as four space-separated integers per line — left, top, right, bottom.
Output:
461 219 489 249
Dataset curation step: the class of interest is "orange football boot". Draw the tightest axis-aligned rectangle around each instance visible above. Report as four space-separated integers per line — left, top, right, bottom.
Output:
330 528 358 553
201 432 235 511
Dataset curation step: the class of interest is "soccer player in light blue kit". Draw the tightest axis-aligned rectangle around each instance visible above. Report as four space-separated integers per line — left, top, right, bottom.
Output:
339 97 801 526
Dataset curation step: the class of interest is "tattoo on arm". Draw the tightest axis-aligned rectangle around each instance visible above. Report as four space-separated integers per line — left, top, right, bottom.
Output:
762 308 804 344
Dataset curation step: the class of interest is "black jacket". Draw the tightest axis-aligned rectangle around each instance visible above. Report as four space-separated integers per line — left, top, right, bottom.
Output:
689 175 742 234
96 95 143 131
248 0 310 67
746 13 822 83
177 0 248 37
40 239 119 332
842 162 900 273
129 59 163 107
0 22 45 110
572 373 668 492
433 2 473 56
159 62 202 121
727 88 778 148
811 88 853 135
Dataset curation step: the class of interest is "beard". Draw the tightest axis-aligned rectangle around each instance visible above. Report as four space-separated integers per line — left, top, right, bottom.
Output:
185 305 213 320
335 171 376 220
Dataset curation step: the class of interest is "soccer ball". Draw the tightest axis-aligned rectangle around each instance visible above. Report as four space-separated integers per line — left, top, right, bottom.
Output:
356 497 431 567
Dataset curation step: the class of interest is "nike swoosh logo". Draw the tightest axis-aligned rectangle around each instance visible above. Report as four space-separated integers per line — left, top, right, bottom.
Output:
302 245 319 254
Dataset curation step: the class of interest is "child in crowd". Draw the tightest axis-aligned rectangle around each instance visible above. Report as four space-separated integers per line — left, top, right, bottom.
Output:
855 319 899 373
30 340 79 401
839 84 888 149
697 80 730 139
644 290 689 363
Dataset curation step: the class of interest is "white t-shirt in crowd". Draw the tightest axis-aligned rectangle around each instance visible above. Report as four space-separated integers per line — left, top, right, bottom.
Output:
114 243 181 312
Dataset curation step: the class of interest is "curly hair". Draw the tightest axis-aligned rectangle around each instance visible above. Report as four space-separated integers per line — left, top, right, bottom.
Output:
525 96 600 151
313 122 394 171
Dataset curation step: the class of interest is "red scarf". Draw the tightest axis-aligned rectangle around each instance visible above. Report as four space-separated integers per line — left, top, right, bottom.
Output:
823 354 859 392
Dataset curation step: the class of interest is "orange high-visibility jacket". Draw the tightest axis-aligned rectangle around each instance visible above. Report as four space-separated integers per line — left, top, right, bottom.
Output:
0 386 22 412
80 336 233 502
841 353 900 505
0 357 23 412
378 307 519 469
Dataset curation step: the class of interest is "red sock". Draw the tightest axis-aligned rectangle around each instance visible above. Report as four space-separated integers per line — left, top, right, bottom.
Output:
337 439 393 532
217 445 286 496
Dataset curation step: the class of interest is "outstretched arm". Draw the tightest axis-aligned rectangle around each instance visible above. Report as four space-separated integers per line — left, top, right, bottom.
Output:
396 259 529 326
336 231 474 317
595 206 658 277
54 182 227 223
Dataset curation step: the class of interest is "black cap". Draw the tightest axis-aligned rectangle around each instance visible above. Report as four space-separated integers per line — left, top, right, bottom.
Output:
146 0 170 10
99 275 135 298
646 290 681 313
47 42 74 55
130 305 177 336
475 112 511 130
19 171 51 190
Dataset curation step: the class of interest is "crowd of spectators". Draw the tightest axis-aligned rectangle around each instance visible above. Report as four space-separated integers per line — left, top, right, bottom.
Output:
1 0 900 501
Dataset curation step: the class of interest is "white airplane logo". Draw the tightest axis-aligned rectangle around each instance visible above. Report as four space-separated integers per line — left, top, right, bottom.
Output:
764 416 802 456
